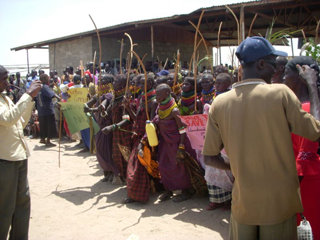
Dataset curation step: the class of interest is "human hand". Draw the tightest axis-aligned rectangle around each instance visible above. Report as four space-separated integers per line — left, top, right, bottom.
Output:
98 104 105 112
176 148 186 163
26 80 42 98
84 105 90 113
138 143 144 158
102 125 113 135
297 64 318 86
122 96 131 108
55 102 61 111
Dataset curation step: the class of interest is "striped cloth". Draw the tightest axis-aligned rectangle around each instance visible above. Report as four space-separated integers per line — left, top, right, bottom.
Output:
111 104 132 179
207 184 232 204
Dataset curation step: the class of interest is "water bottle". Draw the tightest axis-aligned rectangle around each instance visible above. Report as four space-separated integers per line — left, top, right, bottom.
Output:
145 120 158 147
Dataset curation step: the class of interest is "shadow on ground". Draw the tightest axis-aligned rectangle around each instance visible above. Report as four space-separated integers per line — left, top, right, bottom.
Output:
51 179 229 239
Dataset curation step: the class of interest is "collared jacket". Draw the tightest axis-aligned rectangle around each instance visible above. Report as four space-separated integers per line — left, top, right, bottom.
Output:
0 93 34 161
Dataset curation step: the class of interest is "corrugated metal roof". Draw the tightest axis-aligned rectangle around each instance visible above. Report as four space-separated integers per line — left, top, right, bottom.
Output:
10 0 316 51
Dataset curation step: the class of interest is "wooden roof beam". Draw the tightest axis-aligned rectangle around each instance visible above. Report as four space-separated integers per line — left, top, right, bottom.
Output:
253 11 296 28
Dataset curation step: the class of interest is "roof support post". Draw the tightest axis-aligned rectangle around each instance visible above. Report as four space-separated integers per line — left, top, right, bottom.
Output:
240 5 245 42
151 25 154 70
26 49 30 74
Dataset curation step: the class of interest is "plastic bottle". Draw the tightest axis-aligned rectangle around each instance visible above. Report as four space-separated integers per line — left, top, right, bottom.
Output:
145 120 158 147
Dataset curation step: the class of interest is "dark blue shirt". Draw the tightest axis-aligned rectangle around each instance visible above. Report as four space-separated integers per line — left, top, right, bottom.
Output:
36 85 55 116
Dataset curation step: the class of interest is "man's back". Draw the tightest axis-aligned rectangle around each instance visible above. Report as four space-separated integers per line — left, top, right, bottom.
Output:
204 78 320 225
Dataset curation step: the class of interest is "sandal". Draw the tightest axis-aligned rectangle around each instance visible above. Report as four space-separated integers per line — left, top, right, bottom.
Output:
102 172 112 182
39 139 46 144
172 192 191 202
45 142 56 147
123 198 136 204
159 191 173 202
206 202 224 211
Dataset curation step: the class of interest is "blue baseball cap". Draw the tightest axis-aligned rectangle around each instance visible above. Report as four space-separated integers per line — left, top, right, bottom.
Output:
156 70 169 76
236 36 287 64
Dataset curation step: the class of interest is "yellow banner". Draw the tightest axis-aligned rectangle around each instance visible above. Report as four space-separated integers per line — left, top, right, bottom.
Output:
68 88 88 103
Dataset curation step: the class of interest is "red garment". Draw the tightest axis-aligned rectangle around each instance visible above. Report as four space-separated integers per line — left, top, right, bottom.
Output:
126 106 150 202
67 82 74 88
60 98 71 137
292 102 320 240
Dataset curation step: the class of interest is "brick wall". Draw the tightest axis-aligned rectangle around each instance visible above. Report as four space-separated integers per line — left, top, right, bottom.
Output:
49 36 92 75
49 35 212 75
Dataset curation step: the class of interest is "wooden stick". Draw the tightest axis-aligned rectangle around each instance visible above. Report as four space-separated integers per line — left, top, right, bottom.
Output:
151 26 154 67
188 20 213 73
188 38 204 74
126 52 130 72
316 19 320 44
231 48 235 71
248 13 258 37
192 10 205 74
80 60 84 79
217 21 223 66
119 38 124 74
225 5 240 45
131 50 150 120
138 53 148 73
163 58 168 70
58 106 62 168
194 52 199 113
173 49 180 87
92 51 96 84
89 14 102 85
124 33 134 96
301 29 307 43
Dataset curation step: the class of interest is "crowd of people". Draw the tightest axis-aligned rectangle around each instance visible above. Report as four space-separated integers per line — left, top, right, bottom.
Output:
1 36 320 240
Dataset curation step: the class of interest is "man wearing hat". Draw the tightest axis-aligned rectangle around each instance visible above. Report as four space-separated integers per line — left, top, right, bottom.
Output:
203 36 320 239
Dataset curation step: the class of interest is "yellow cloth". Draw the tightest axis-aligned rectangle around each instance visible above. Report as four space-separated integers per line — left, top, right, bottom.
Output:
138 146 160 179
0 93 34 161
203 79 320 225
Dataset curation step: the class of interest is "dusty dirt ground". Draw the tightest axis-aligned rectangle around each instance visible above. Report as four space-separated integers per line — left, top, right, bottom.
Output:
27 138 230 240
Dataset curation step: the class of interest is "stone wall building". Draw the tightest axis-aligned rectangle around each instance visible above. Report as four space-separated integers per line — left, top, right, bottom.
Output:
48 25 210 75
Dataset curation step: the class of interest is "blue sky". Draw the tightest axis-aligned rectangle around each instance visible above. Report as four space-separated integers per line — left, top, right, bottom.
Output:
1 0 299 74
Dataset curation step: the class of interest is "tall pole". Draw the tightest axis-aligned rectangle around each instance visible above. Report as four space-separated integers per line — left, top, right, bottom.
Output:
240 6 245 42
53 43 56 70
26 49 30 74
290 38 294 57
151 26 154 70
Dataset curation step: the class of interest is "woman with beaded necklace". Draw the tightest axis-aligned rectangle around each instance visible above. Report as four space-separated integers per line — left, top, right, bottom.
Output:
178 76 203 116
154 83 199 202
123 73 158 203
101 74 133 184
200 73 215 105
84 74 116 182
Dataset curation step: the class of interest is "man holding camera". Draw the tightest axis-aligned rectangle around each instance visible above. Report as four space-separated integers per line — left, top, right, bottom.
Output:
0 65 41 240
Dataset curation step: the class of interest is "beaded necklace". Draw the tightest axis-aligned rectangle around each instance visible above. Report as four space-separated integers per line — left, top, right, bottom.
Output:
178 90 196 116
158 96 177 119
113 88 126 103
141 88 156 103
130 86 142 99
180 90 195 106
201 87 215 104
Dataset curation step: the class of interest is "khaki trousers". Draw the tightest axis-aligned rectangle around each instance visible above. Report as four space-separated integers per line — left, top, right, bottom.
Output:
0 159 30 240
230 213 297 240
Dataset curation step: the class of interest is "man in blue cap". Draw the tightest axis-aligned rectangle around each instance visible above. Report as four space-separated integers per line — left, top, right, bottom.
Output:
203 36 320 239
